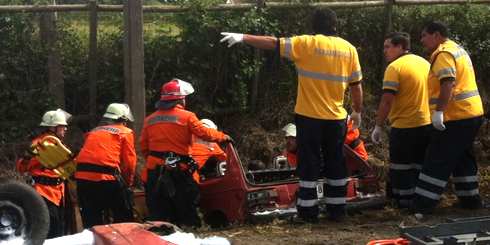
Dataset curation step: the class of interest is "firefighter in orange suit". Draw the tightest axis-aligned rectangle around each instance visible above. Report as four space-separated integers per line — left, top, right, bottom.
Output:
191 119 227 183
279 123 298 168
344 118 368 161
16 109 71 238
277 122 368 169
141 78 232 228
75 103 137 228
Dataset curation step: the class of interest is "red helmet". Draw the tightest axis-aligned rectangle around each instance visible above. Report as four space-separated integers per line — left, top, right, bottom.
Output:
160 78 195 101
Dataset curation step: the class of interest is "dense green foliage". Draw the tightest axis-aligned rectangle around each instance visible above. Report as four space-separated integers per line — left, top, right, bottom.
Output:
1 3 489 144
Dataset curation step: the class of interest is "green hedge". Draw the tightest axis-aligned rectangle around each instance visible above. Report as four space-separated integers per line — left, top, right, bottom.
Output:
1 3 489 143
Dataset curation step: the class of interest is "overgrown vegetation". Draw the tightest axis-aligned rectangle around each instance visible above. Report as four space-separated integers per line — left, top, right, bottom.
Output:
0 3 489 163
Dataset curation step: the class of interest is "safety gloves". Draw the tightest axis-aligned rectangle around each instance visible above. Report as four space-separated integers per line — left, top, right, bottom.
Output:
371 125 383 144
349 111 361 130
431 111 446 131
220 32 244 47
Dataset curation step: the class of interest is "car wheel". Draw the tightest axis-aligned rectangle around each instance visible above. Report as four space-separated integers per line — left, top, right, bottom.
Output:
0 179 49 245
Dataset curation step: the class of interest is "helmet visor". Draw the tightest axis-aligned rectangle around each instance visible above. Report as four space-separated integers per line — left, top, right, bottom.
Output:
121 103 134 122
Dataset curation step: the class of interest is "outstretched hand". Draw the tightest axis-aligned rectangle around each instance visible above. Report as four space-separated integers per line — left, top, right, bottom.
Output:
220 32 244 47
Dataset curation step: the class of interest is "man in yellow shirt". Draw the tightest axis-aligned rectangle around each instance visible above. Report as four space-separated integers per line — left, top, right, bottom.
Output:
220 9 363 223
371 32 431 209
413 21 484 216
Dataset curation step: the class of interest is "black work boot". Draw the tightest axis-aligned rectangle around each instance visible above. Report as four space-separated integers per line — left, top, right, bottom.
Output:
454 196 484 210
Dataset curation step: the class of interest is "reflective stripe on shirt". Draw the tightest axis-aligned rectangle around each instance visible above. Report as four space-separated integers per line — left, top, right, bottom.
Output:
383 81 399 88
92 126 120 134
147 115 179 126
297 68 361 83
429 90 479 105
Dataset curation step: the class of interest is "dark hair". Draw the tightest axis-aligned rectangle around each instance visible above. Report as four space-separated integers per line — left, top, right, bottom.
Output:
423 21 449 37
312 9 337 35
98 117 125 126
385 32 411 51
155 99 184 110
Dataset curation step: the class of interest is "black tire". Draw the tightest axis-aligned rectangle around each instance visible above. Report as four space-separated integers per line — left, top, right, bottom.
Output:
0 179 49 245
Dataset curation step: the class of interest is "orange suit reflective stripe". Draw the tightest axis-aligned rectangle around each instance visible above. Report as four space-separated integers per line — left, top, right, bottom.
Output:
16 133 65 206
75 124 137 186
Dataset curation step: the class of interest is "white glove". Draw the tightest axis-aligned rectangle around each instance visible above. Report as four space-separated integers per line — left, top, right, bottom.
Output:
220 32 244 47
431 111 446 131
371 125 383 144
349 111 361 130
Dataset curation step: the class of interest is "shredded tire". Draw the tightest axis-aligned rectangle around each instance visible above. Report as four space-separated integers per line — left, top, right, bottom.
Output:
0 179 49 245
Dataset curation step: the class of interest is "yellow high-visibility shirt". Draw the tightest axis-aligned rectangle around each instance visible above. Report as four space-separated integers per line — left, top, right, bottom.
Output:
428 40 483 121
382 54 431 128
280 35 362 120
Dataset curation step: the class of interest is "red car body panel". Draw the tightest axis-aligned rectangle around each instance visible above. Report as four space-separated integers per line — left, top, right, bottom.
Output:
198 143 379 224
199 143 298 223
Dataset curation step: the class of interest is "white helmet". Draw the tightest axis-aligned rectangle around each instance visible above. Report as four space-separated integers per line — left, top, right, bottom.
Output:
40 109 71 127
200 119 218 130
103 103 134 122
282 123 296 137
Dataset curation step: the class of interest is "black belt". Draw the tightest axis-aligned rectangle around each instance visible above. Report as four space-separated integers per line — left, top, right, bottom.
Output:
149 151 189 160
32 176 63 186
77 163 118 175
149 151 197 173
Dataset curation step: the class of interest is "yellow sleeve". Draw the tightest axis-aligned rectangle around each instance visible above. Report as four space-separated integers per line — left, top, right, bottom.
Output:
279 36 306 62
348 47 362 84
382 64 400 92
432 52 456 81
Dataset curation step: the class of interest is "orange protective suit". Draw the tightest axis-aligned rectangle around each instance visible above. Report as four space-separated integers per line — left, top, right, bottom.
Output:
140 104 227 172
75 124 137 186
344 120 368 161
191 136 227 182
16 132 65 206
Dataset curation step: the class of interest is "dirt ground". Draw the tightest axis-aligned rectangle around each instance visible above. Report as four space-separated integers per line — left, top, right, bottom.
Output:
193 118 490 245
197 194 490 245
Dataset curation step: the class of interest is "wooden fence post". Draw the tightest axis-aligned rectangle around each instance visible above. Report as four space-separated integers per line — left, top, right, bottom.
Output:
250 0 266 113
88 0 98 127
385 0 394 34
123 0 145 135
39 0 65 108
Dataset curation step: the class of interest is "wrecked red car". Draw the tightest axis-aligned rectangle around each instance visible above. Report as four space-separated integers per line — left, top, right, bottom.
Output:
197 143 384 227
